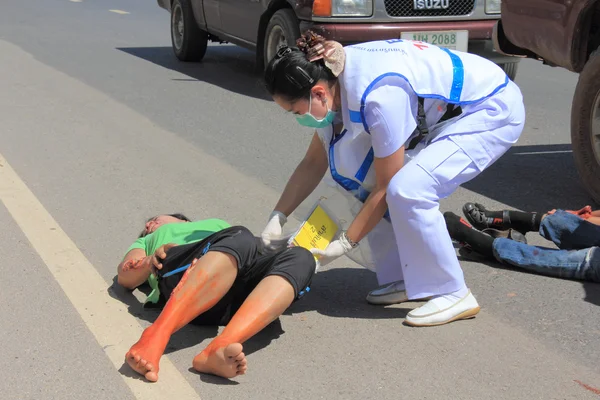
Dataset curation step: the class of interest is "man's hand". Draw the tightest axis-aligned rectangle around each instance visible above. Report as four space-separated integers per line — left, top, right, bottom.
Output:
151 243 178 271
310 234 354 266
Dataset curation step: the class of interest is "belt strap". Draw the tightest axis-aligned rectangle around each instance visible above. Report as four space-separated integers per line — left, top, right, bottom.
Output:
406 98 462 150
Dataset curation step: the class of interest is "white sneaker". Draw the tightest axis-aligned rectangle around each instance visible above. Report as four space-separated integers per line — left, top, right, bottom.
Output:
366 281 408 305
404 290 480 327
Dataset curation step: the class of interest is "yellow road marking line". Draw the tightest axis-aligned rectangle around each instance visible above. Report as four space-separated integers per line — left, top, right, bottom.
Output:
0 153 200 399
109 9 130 14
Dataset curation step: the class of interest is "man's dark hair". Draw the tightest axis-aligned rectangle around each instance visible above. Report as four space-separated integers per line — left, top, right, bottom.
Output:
138 213 191 238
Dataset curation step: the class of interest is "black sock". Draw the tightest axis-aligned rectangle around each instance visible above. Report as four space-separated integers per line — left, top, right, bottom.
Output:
505 211 543 233
466 203 544 232
445 212 495 257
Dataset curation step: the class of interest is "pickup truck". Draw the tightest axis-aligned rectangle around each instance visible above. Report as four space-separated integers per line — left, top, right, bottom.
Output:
493 0 600 202
158 0 520 79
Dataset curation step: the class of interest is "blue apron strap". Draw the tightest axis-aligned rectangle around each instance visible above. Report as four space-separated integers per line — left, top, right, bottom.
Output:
328 126 391 222
329 128 361 192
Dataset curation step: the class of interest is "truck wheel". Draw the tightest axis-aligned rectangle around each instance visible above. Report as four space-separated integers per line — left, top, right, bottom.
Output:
571 48 600 203
499 62 519 81
171 0 208 62
264 9 301 68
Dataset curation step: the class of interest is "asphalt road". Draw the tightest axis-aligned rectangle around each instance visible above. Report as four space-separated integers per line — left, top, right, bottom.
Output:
0 1 599 399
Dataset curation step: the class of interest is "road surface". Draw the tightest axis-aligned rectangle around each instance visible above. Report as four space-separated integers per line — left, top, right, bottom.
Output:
0 1 598 399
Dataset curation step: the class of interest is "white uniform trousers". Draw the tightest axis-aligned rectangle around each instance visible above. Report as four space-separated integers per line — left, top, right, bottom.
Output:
379 80 525 298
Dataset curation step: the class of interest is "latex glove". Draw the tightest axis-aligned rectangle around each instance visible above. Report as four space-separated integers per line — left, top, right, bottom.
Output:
261 211 288 249
310 234 354 266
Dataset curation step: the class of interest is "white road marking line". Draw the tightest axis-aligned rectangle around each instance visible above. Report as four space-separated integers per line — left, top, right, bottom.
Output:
69 0 82 3
109 9 130 14
513 150 572 155
0 153 200 400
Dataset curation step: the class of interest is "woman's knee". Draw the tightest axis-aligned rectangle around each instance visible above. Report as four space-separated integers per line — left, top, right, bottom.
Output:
386 165 435 215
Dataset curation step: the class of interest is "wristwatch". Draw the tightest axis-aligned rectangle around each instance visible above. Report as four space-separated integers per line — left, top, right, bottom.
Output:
341 231 359 249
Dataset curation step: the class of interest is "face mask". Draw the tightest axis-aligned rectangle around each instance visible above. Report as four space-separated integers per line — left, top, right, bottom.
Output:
296 95 337 128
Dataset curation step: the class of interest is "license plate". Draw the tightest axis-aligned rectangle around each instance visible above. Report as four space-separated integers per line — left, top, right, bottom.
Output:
401 30 469 53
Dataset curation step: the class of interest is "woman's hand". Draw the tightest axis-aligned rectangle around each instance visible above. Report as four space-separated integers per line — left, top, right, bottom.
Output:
260 211 287 249
310 233 353 266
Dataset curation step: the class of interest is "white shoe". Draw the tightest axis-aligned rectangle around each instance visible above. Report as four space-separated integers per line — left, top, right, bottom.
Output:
404 290 480 327
366 281 408 305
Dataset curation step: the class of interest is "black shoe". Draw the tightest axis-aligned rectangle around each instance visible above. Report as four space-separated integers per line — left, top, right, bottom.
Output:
462 202 509 231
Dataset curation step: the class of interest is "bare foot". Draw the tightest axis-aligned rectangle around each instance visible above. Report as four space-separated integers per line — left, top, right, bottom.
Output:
125 327 169 382
192 343 247 378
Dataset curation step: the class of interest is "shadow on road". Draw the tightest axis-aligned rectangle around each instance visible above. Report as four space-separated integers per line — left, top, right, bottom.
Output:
463 143 597 212
286 268 411 319
116 46 269 101
582 282 600 307
461 142 600 306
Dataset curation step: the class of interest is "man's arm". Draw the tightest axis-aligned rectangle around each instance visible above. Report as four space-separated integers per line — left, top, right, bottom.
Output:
587 215 600 226
117 248 153 290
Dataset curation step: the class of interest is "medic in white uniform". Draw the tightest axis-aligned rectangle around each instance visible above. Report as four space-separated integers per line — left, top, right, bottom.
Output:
261 32 525 327
315 122 409 294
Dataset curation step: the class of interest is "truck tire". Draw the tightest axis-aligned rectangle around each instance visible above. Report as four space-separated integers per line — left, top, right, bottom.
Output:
170 0 208 62
571 48 600 203
263 9 301 68
499 62 519 81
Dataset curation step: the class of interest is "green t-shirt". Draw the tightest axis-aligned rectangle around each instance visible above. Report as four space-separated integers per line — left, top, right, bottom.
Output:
127 218 231 256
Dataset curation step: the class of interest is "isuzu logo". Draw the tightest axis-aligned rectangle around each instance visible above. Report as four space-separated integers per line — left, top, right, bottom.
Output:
413 0 450 10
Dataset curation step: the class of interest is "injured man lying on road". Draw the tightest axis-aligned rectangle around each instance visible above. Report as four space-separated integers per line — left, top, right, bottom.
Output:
116 214 315 382
444 203 600 283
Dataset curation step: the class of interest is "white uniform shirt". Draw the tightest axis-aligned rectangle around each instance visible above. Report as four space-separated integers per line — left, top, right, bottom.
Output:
338 39 510 168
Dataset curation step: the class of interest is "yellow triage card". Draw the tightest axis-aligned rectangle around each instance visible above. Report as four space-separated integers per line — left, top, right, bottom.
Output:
291 203 339 259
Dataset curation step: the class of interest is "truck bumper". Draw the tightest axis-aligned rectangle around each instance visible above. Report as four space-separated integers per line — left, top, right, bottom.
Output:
301 20 520 64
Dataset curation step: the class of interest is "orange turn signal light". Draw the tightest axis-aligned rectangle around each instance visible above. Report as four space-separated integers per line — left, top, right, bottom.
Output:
313 0 332 17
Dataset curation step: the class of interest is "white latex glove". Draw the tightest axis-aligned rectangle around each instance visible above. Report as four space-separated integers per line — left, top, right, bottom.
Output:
310 233 354 266
261 211 288 249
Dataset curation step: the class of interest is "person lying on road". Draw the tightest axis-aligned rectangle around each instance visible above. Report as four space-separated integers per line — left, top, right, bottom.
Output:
444 203 600 283
117 214 315 382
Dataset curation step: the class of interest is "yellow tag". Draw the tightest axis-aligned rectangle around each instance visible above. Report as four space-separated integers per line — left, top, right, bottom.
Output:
292 204 339 258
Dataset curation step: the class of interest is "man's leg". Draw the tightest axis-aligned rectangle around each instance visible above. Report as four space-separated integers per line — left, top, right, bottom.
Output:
444 212 495 257
462 204 600 247
446 211 600 282
492 238 600 283
539 210 600 250
125 227 258 382
192 246 315 377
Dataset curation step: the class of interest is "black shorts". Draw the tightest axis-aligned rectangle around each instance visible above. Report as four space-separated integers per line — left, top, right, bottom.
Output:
155 226 315 326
